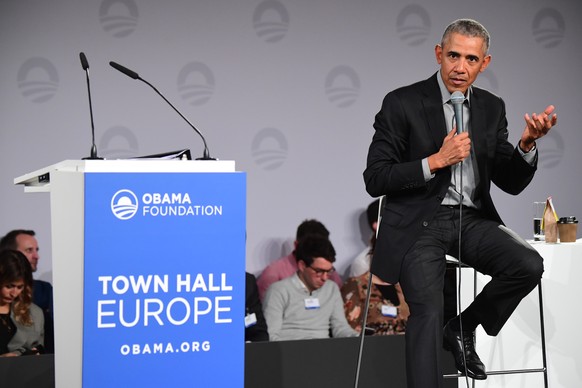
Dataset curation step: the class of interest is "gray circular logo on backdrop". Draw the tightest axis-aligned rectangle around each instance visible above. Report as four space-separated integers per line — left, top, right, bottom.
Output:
532 8 565 48
251 128 288 170
99 126 139 159
253 0 290 43
397 4 431 46
100 0 139 38
539 130 564 169
17 57 59 103
325 65 360 108
177 62 215 106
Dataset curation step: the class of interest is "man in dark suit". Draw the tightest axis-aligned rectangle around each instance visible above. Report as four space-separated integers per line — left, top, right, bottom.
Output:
363 19 557 388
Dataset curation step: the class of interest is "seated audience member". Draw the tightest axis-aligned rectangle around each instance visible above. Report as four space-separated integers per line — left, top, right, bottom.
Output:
257 219 342 301
349 199 380 278
245 272 269 342
263 235 358 341
343 232 409 335
0 249 44 356
342 256 408 336
0 230 54 353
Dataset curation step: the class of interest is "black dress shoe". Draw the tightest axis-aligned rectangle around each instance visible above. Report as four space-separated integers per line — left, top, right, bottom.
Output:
443 320 487 380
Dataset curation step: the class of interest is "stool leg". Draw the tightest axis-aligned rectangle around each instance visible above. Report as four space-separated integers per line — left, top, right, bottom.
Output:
472 269 477 388
538 281 549 388
353 272 374 388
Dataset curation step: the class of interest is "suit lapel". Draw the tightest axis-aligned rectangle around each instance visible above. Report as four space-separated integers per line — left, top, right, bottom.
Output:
469 88 489 175
421 74 447 150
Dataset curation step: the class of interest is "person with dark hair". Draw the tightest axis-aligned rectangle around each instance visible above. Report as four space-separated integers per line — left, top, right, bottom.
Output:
364 18 556 388
0 229 54 353
245 272 269 342
263 235 358 341
256 219 342 301
0 249 44 356
342 230 409 336
342 199 409 335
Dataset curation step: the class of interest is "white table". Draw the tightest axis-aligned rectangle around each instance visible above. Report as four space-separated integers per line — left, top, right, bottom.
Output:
456 239 582 388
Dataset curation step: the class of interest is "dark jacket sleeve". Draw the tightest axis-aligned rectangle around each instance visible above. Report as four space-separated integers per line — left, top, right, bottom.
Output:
364 90 431 199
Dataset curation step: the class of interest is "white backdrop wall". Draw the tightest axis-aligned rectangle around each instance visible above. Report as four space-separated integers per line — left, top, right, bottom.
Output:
1 1 580 288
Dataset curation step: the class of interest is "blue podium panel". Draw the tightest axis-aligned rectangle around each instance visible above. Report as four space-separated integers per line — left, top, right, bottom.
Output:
83 172 246 388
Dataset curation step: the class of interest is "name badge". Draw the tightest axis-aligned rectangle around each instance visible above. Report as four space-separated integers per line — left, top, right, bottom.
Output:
304 297 320 309
381 305 397 318
245 313 257 328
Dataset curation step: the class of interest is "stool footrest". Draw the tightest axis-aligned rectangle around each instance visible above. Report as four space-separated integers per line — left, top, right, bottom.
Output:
444 367 546 379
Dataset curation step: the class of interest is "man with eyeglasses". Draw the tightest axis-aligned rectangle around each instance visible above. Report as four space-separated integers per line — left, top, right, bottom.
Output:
256 219 343 301
263 235 358 341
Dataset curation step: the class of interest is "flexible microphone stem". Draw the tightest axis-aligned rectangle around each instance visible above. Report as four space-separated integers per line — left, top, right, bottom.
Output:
85 70 97 158
109 61 213 160
80 52 102 160
139 77 212 160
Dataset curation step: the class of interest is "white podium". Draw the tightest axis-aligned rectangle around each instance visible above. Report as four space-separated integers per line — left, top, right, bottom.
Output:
15 159 245 388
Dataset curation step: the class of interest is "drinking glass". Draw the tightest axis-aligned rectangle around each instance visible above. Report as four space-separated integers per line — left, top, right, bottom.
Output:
533 201 545 241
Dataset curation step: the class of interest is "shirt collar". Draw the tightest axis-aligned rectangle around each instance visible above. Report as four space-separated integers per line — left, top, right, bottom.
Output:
437 71 472 107
292 272 312 294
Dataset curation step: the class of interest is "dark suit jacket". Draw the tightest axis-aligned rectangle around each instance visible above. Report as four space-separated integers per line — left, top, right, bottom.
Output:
364 73 536 284
245 272 269 342
33 279 54 353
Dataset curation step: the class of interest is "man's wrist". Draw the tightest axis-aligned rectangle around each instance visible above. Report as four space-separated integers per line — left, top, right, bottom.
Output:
427 154 443 173
519 139 536 153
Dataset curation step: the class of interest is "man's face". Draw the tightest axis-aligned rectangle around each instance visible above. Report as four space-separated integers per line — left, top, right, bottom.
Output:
1 280 24 306
435 32 491 94
15 234 39 272
298 257 334 292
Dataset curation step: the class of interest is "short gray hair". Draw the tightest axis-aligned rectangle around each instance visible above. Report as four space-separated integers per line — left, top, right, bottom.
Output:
441 19 490 54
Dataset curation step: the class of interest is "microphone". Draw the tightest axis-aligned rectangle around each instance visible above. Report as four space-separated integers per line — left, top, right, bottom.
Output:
109 61 138 80
80 52 102 160
450 91 465 135
109 61 213 160
80 52 89 71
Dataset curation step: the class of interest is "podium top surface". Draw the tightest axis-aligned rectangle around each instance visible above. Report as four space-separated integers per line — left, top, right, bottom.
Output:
14 159 236 192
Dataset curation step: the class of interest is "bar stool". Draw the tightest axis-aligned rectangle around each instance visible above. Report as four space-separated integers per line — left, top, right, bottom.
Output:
353 196 549 388
443 257 548 387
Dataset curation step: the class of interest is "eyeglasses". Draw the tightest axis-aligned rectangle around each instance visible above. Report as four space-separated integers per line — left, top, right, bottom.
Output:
308 265 335 276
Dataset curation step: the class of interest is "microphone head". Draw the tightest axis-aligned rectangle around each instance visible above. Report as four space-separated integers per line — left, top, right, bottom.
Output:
79 52 89 70
109 61 140 80
450 91 465 106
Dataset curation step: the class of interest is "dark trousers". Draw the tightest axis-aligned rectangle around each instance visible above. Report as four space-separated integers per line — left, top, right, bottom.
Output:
398 206 543 388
